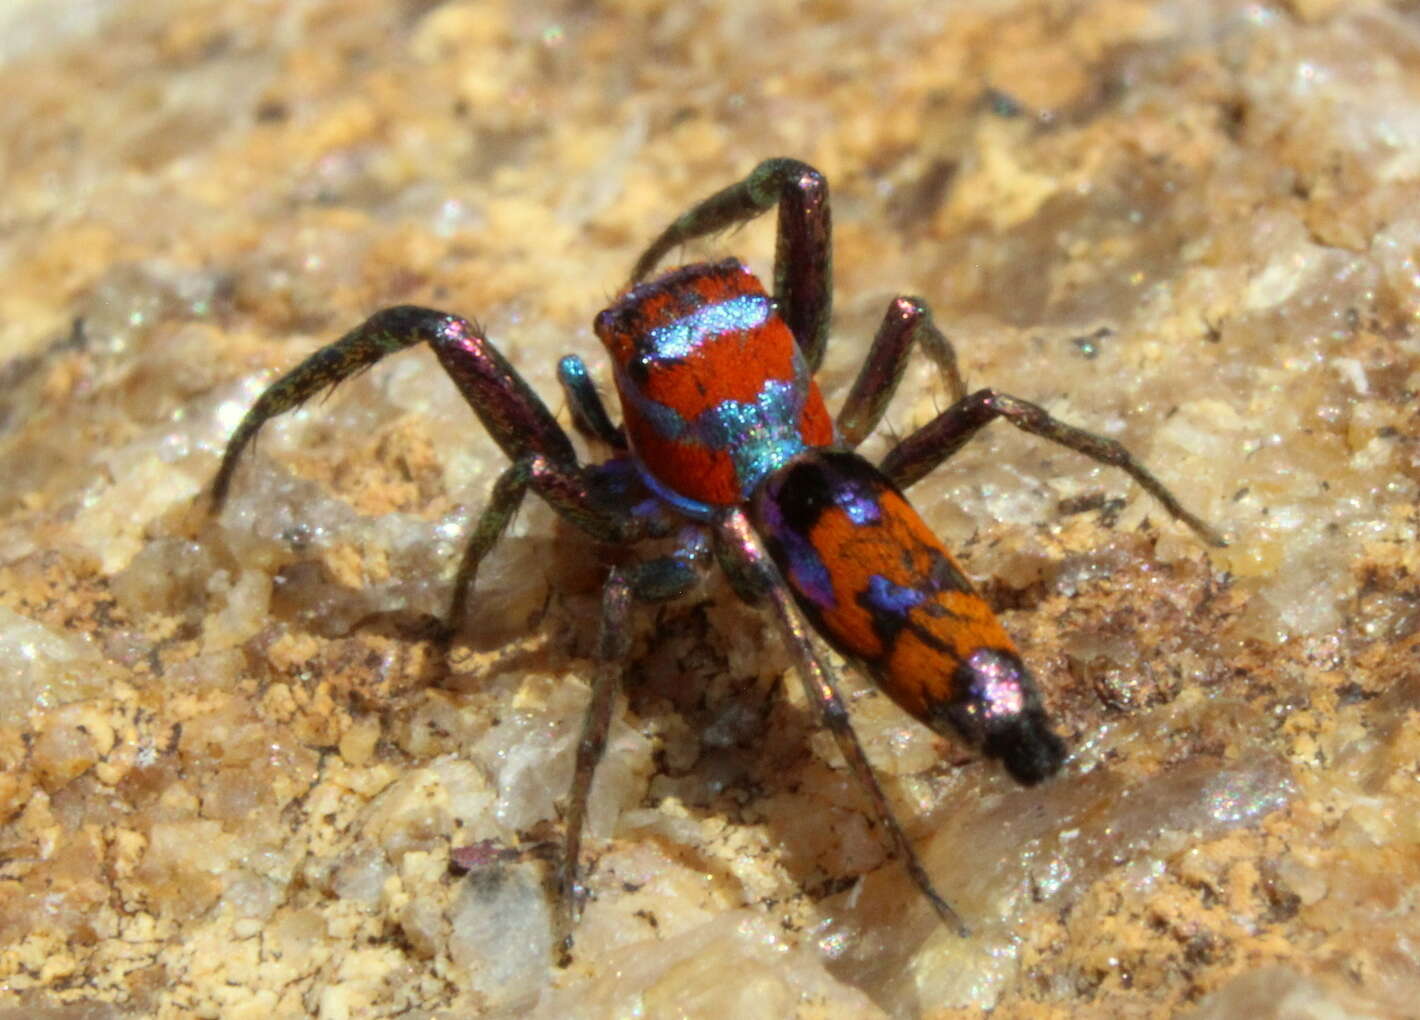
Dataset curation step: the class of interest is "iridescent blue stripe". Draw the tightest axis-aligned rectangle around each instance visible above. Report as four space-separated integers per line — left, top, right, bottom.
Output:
701 378 808 497
614 345 822 501
864 574 927 615
642 294 771 365
756 492 836 609
840 486 882 525
631 458 717 520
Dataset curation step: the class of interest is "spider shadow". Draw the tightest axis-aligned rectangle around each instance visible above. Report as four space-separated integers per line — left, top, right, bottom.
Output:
608 595 950 942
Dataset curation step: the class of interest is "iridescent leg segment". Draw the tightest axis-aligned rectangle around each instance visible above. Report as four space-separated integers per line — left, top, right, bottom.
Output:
210 305 578 513
208 306 668 637
879 388 1227 547
557 354 625 450
558 540 705 955
836 296 966 448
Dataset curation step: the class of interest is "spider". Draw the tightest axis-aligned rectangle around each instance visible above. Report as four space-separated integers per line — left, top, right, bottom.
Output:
210 158 1225 943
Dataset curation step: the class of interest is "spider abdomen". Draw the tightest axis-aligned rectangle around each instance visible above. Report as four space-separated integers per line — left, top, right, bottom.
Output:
750 449 1066 784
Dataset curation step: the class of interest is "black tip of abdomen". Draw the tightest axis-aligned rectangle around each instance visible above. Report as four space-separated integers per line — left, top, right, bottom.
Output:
986 707 1067 785
938 648 1069 785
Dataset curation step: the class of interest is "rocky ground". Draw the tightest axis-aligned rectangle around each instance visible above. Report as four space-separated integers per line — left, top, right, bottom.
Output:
1 1 1416 1016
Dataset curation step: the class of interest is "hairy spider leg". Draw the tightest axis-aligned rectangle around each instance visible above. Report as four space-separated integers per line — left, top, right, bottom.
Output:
208 305 674 634
209 301 708 947
557 531 709 957
631 158 834 372
879 387 1228 548
813 285 1224 547
211 305 577 513
629 159 969 434
835 296 966 447
557 353 626 450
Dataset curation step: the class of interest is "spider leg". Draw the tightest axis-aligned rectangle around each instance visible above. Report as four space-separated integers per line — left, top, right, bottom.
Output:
210 305 577 513
836 296 966 448
880 388 1227 547
446 458 536 638
557 538 706 958
446 454 676 636
557 354 625 450
713 509 970 936
630 158 833 371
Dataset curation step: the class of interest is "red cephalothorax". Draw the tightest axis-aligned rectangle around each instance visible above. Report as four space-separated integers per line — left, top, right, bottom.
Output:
594 258 833 511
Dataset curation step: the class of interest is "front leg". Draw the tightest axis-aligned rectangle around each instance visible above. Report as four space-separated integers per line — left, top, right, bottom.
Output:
210 305 577 513
556 354 626 450
880 388 1227 548
630 158 834 371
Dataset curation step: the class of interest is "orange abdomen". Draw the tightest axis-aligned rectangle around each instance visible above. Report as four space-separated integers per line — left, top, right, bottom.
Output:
750 450 1066 784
